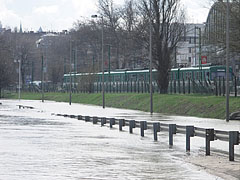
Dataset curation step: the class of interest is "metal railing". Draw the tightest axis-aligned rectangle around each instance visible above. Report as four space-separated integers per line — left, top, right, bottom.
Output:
55 114 240 161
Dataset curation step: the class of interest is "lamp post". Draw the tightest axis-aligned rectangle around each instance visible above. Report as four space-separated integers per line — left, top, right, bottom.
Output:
226 0 230 122
92 15 105 109
41 55 44 102
36 39 45 102
195 26 202 81
198 27 202 81
149 0 153 114
14 59 21 101
69 40 72 105
106 44 111 92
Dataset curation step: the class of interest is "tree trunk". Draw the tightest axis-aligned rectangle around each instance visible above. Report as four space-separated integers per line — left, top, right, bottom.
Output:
157 66 170 93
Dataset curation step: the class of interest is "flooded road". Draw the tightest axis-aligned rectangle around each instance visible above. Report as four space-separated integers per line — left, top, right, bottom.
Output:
0 100 239 179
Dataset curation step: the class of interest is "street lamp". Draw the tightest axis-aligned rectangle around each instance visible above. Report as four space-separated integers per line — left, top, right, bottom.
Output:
69 40 72 105
91 14 105 109
36 38 44 102
149 0 153 114
195 26 202 81
226 0 230 122
14 59 21 101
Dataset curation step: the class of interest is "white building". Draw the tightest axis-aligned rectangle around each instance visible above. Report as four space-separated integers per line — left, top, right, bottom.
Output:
175 23 205 67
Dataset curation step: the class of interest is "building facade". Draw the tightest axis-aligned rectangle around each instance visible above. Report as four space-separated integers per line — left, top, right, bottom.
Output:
175 23 205 67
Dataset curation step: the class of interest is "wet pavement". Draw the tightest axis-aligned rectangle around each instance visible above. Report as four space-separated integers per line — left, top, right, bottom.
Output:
0 99 239 179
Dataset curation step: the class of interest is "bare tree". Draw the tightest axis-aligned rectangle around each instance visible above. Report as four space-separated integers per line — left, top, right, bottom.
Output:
98 0 122 69
47 35 69 87
12 33 40 86
140 0 185 93
72 20 102 72
119 0 146 69
0 34 14 97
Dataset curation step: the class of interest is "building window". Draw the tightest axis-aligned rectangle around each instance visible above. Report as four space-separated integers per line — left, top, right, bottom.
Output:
188 47 191 53
188 57 191 62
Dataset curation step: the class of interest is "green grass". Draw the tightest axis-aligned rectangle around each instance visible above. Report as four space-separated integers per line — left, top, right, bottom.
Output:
3 92 240 119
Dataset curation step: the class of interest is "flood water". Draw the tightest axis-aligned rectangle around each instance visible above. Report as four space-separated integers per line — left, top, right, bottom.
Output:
0 100 238 179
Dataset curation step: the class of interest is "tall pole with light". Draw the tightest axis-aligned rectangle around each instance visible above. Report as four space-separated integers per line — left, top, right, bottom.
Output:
92 15 105 109
41 55 44 102
195 26 202 81
69 40 72 105
149 0 153 114
18 59 21 101
14 59 21 101
198 27 202 81
36 39 44 102
226 0 230 122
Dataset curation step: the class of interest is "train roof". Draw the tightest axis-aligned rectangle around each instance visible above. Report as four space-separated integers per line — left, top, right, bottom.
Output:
64 69 157 77
171 65 231 72
64 66 232 77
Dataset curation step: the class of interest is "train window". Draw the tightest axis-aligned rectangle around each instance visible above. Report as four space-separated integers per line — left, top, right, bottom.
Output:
115 75 120 81
139 74 144 81
189 72 192 79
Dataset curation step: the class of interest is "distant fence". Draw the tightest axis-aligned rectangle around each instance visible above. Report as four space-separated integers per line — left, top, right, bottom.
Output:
4 75 239 96
55 114 240 161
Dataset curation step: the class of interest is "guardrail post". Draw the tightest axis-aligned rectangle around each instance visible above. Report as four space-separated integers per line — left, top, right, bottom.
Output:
129 120 135 134
186 126 194 152
229 131 239 161
93 116 98 124
85 116 90 122
78 115 82 120
70 115 76 118
119 119 125 131
169 124 176 146
140 121 147 137
110 118 115 129
101 117 106 126
206 129 215 156
153 123 160 141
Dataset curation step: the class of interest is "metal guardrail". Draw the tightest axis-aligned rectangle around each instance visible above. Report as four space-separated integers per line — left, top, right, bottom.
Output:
17 105 34 109
55 114 240 161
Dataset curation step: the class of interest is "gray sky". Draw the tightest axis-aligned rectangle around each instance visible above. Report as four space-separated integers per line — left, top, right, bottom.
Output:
0 0 211 32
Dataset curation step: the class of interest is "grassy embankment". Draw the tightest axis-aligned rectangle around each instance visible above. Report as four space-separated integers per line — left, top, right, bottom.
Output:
3 92 240 119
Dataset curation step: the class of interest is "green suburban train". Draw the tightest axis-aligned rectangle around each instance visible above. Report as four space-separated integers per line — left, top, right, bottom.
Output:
63 65 233 86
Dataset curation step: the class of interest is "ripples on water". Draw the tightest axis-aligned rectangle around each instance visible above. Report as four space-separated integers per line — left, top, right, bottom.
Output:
0 103 221 180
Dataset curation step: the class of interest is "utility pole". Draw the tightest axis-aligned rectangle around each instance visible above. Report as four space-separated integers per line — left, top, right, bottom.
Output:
69 40 72 105
226 0 230 122
18 59 21 101
73 47 76 89
198 27 202 81
91 14 105 108
194 26 197 66
149 0 153 114
108 45 111 92
102 16 105 108
41 55 44 102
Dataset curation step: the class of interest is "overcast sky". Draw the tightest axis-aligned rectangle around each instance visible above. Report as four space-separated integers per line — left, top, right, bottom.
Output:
0 0 211 32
